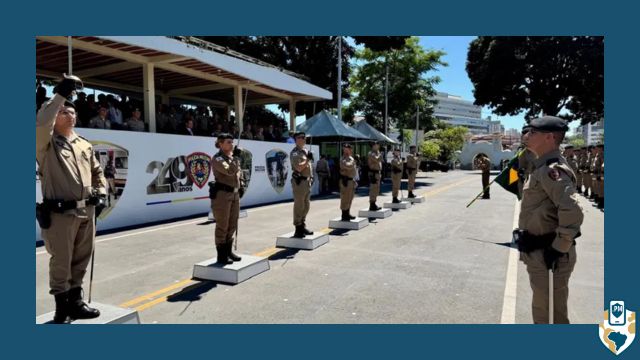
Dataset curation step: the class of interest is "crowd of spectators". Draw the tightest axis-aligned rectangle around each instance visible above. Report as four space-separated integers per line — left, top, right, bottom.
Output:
36 84 293 142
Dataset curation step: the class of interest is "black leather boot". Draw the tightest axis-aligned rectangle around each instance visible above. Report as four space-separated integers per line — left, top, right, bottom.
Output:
369 202 376 211
52 292 71 324
293 225 306 238
302 223 314 236
341 210 350 221
392 197 400 204
408 191 416 198
349 211 356 220
226 243 242 262
216 245 233 265
68 287 100 320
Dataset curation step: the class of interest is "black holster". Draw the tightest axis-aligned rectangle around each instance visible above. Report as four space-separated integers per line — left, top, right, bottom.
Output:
368 171 378 184
208 181 218 200
513 229 556 253
36 203 51 229
340 175 351 188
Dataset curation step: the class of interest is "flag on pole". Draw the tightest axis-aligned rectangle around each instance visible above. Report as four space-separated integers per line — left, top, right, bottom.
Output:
494 149 524 199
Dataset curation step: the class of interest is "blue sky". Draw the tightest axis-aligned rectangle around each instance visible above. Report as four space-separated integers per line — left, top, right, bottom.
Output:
418 36 526 131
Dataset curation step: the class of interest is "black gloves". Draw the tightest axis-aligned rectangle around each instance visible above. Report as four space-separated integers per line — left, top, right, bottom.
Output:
53 74 84 98
307 152 314 161
543 246 565 271
88 194 107 217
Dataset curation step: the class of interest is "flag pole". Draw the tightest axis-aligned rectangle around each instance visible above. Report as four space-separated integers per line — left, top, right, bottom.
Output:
466 148 525 208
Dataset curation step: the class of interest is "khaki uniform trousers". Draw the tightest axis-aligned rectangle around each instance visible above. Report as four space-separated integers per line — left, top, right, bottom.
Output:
212 190 240 246
392 173 402 198
292 179 311 226
521 246 577 324
43 208 96 295
340 179 356 211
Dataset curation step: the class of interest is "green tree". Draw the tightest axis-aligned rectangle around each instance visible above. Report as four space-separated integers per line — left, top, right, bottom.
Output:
195 36 353 118
402 129 414 147
466 36 603 124
349 37 446 131
567 133 586 148
425 126 468 163
420 140 441 160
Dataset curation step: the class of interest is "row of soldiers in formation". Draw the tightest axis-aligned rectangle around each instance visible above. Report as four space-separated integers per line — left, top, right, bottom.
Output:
212 132 421 262
563 144 604 209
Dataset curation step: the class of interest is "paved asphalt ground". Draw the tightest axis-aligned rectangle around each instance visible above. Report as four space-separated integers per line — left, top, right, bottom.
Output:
35 170 604 324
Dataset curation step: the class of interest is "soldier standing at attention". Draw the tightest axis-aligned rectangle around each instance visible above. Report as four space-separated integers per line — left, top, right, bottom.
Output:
290 132 314 238
516 116 583 324
339 144 357 221
406 145 420 198
583 145 594 197
574 147 584 194
210 133 244 265
390 148 404 203
477 155 491 199
563 146 579 189
367 142 383 211
36 74 107 324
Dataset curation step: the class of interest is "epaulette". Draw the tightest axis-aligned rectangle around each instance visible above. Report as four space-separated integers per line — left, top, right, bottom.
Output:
545 158 559 166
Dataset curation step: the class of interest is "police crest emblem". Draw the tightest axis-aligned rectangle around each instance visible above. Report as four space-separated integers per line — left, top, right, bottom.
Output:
186 152 211 189
599 301 636 355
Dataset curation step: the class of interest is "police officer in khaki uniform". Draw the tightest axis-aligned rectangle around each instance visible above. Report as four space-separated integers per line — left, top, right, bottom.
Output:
582 145 594 197
210 134 244 265
367 142 383 210
339 144 357 221
597 145 604 209
476 155 491 199
36 75 107 324
406 145 420 198
563 145 579 187
592 144 604 207
516 116 583 324
574 147 584 193
290 132 314 238
390 148 403 203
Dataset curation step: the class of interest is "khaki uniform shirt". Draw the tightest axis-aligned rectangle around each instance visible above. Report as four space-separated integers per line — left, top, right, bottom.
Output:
340 156 357 178
290 146 313 179
212 151 242 189
367 150 382 172
406 153 419 170
391 156 403 172
36 95 107 217
518 149 584 253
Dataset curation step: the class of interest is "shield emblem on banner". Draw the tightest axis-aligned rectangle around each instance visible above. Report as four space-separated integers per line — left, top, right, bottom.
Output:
186 152 211 189
599 308 636 355
265 149 289 193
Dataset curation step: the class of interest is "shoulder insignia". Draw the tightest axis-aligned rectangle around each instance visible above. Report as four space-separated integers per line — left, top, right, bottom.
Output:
215 156 224 161
548 167 560 181
545 157 560 166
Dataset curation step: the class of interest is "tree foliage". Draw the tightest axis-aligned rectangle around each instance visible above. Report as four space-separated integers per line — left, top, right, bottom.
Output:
349 37 446 132
466 36 603 124
424 126 468 163
420 140 441 160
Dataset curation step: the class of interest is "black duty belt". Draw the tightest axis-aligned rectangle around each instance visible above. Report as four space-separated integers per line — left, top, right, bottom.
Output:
406 167 416 171
513 229 579 253
43 198 89 213
215 182 239 193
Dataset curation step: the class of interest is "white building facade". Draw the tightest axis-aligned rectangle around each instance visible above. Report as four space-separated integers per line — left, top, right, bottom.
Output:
433 92 491 134
577 119 604 145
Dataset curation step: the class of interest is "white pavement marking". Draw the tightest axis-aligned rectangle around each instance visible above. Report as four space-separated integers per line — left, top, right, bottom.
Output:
35 217 208 256
500 199 520 324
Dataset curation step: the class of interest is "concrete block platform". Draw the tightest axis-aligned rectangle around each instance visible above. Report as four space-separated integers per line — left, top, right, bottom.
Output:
358 208 393 219
402 196 425 203
276 232 330 250
383 201 412 209
36 303 140 324
193 255 269 284
329 217 369 230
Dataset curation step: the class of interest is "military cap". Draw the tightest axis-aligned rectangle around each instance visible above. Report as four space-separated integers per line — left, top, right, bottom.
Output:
563 145 574 150
215 132 234 148
371 141 380 146
342 143 352 149
293 131 306 138
596 144 604 149
63 97 76 110
587 145 595 150
528 116 569 132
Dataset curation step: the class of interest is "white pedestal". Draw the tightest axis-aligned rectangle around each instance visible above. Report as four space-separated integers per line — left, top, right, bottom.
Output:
402 196 425 203
276 232 330 250
192 255 269 284
358 208 393 219
36 303 140 324
208 209 248 221
329 217 369 230
383 201 412 209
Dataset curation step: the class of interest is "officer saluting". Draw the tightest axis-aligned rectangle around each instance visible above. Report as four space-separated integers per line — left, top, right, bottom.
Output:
36 75 107 324
339 144 357 221
406 145 420 198
210 134 245 265
390 148 403 203
516 116 583 324
367 142 383 210
290 132 314 238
